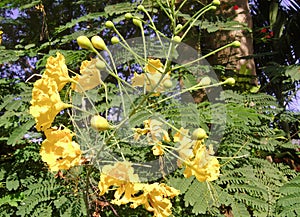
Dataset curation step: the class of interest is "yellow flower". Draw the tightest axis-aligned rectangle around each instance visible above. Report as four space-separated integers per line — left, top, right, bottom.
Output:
132 127 149 141
30 78 71 131
183 142 220 182
145 59 163 74
71 58 102 93
40 128 81 172
152 145 164 156
98 161 179 216
130 183 179 217
98 161 140 205
132 59 171 94
44 52 70 91
174 127 194 167
146 119 170 143
132 119 170 156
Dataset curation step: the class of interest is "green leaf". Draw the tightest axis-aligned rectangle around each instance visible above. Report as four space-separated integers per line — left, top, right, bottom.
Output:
183 179 214 214
0 193 24 207
269 2 279 29
6 173 19 191
105 2 133 15
168 175 194 194
7 119 35 146
0 95 14 111
285 65 300 82
19 0 41 10
231 202 250 217
183 73 197 88
54 12 106 35
129 110 153 128
24 43 35 50
0 49 24 64
104 1 157 16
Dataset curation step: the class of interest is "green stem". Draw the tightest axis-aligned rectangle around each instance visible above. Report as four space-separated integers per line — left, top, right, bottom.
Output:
84 165 92 216
172 42 236 71
180 5 214 39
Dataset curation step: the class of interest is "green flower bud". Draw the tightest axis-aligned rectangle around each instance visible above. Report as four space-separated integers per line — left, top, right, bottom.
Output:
77 36 94 50
95 60 106 70
105 21 114 28
125 13 133 20
224 77 235 86
137 5 145 11
91 115 111 131
212 0 220 6
111 36 120 44
192 128 208 140
210 5 217 10
231 41 241 48
173 36 182 43
163 79 173 89
133 17 142 28
91 36 107 50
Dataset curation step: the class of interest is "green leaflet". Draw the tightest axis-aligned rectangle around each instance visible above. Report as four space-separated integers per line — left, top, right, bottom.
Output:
54 12 106 35
0 49 25 64
277 175 300 217
7 119 35 146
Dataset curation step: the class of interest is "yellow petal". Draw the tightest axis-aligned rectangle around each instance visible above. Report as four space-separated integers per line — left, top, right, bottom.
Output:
145 59 163 74
44 52 70 91
132 72 145 87
72 59 102 92
152 145 164 156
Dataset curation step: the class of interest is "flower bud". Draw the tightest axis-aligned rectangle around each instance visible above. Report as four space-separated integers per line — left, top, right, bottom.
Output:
91 36 107 50
77 36 94 50
212 0 220 6
111 36 120 44
173 36 181 43
192 128 208 140
224 77 235 86
133 17 142 28
105 21 114 28
163 79 173 89
95 60 106 70
175 24 183 31
137 5 145 11
231 41 241 48
125 13 133 20
90 115 111 131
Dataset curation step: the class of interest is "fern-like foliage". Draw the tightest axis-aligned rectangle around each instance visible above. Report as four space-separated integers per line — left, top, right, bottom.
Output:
217 91 290 161
16 177 60 216
164 89 298 216
277 174 300 216
218 158 297 217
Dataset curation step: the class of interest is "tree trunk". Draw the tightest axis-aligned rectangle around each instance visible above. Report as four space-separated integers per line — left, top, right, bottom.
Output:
208 0 258 85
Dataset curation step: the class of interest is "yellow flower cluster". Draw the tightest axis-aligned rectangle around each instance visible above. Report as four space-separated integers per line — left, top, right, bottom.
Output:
132 121 220 182
174 128 220 182
132 59 171 94
183 141 220 182
40 128 81 172
29 52 82 171
133 119 170 156
98 162 179 217
30 53 71 131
